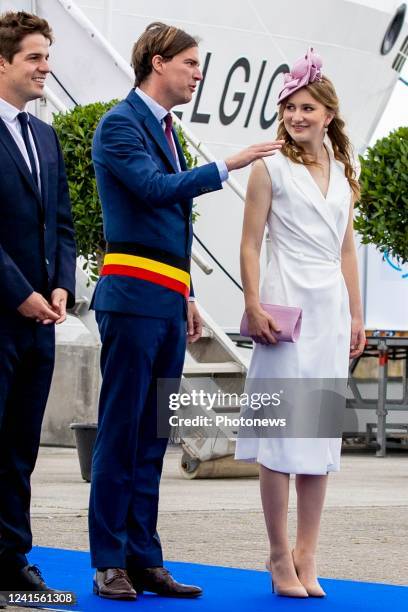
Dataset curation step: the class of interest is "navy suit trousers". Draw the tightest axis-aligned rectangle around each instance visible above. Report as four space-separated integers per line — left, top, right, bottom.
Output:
0 316 55 570
89 306 186 569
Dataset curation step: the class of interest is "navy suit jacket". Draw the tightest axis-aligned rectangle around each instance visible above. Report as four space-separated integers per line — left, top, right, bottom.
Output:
91 90 223 319
0 114 76 316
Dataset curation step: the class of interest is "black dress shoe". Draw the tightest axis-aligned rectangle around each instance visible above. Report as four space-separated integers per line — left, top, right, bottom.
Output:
128 567 202 598
0 564 55 592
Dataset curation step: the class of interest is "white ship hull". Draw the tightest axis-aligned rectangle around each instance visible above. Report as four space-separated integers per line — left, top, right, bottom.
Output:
2 0 406 329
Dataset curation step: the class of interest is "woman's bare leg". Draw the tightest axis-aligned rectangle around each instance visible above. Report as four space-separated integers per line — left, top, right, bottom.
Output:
260 465 307 597
293 474 328 596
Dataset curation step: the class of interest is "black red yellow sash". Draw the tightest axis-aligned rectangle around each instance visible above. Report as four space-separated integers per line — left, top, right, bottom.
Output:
100 242 190 298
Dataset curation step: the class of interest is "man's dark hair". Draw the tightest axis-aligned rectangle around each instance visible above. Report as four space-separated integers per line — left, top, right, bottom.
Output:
0 11 53 63
131 22 198 86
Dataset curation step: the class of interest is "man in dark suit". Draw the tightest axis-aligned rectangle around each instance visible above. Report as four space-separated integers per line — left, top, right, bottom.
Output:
0 11 76 592
90 21 282 600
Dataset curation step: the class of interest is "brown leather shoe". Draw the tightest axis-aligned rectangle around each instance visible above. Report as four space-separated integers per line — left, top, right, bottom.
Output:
93 568 137 600
129 567 202 598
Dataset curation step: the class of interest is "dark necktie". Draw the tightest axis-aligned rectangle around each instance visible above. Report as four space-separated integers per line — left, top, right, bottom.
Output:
17 112 39 189
164 113 178 164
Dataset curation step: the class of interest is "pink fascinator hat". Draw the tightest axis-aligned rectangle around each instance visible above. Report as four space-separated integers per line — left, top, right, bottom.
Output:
277 48 323 104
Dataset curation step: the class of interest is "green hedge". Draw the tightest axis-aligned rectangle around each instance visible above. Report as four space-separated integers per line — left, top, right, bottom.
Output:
355 126 408 263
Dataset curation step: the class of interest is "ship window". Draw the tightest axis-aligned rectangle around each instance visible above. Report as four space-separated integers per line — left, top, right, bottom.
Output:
381 3 406 55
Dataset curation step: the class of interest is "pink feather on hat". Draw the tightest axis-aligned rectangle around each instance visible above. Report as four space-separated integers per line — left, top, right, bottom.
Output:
277 48 323 104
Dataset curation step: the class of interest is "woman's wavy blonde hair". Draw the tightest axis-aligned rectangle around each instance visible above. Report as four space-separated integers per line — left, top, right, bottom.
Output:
277 76 360 199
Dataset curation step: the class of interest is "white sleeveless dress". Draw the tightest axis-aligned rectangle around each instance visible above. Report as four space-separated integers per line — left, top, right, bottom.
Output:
235 148 352 475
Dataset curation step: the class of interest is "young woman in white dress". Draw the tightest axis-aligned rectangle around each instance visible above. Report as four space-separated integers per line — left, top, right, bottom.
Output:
235 49 366 598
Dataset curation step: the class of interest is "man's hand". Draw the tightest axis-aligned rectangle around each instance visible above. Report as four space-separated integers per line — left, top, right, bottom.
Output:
225 140 284 171
48 288 68 324
187 301 202 344
17 291 59 324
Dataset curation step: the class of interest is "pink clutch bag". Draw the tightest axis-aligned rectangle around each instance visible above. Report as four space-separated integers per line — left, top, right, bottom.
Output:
240 303 303 343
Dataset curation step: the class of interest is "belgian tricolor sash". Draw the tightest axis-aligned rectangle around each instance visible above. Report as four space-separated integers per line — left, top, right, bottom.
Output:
101 242 190 299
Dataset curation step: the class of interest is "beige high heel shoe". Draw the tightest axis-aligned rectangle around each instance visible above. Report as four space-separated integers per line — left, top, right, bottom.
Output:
265 557 308 598
292 550 326 597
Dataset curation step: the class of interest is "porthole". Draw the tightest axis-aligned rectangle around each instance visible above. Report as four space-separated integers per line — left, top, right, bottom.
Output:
381 3 406 55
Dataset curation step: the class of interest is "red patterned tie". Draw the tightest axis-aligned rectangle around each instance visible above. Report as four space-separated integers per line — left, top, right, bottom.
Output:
164 113 178 163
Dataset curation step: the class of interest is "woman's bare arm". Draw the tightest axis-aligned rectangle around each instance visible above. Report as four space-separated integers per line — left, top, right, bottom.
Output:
341 197 366 358
240 160 279 344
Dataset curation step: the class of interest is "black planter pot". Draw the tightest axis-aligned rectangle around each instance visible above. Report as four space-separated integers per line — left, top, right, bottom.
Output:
70 423 97 482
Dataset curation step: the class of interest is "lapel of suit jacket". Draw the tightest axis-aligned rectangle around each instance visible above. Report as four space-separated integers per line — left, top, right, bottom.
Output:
172 127 193 215
126 90 179 174
173 129 187 171
144 114 180 174
28 117 48 215
0 117 43 208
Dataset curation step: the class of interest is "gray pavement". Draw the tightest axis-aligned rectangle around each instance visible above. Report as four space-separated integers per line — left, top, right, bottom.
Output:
31 446 408 585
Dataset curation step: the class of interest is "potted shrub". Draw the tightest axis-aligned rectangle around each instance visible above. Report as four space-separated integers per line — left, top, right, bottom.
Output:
354 126 408 264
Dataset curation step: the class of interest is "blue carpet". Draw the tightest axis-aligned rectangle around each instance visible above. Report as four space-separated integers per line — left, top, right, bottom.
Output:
29 547 407 612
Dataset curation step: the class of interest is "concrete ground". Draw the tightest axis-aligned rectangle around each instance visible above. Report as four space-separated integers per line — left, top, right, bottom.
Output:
29 445 408 587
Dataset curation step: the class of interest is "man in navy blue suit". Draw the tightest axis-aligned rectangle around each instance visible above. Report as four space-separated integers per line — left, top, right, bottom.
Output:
0 11 76 593
90 21 282 600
